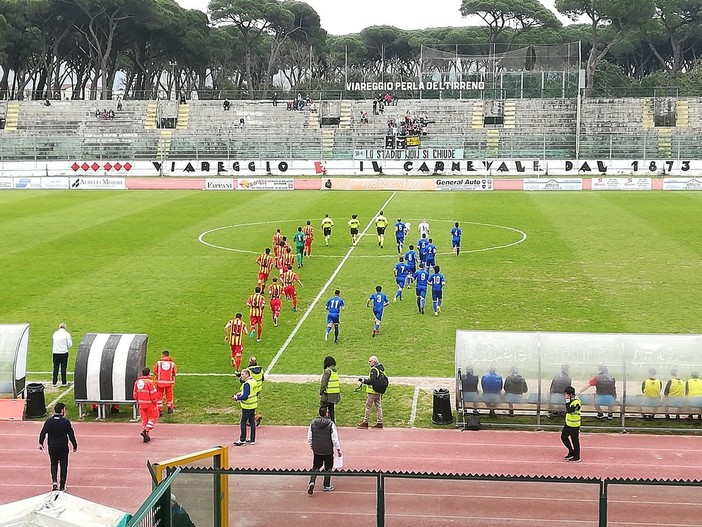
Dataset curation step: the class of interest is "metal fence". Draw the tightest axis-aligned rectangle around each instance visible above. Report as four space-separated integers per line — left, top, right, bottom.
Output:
134 466 702 526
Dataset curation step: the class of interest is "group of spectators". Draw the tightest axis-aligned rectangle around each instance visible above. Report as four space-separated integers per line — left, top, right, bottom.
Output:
372 92 398 115
287 93 316 112
386 113 429 137
461 363 702 420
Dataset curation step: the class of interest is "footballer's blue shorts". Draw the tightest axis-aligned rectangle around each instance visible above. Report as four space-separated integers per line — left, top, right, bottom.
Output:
396 278 406 289
432 289 443 301
415 287 427 298
373 309 384 321
326 314 340 325
452 238 461 248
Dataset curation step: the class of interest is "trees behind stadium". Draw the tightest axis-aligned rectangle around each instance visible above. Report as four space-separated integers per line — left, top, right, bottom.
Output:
0 0 701 100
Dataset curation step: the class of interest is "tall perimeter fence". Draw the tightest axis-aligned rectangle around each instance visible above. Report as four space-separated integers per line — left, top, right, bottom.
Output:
127 466 702 527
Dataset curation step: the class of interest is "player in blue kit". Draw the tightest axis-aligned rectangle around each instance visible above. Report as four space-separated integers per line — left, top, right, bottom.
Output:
404 244 418 279
367 285 390 337
428 265 446 316
393 256 410 302
394 218 406 254
451 222 462 256
413 264 430 314
417 234 429 265
324 289 345 343
425 238 437 268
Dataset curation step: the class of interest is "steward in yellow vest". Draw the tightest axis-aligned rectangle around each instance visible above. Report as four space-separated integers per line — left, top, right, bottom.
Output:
560 386 581 462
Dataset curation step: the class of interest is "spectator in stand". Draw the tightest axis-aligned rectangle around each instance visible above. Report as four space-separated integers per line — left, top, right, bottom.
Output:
461 366 480 415
223 98 231 111
580 364 617 420
503 367 528 416
272 92 278 106
481 366 503 417
117 96 123 111
44 98 51 107
239 117 245 129
548 365 572 418
372 99 378 115
392 93 398 106
108 109 115 119
179 93 186 104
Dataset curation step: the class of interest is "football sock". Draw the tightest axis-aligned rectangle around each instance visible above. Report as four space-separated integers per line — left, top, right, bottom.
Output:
334 326 339 340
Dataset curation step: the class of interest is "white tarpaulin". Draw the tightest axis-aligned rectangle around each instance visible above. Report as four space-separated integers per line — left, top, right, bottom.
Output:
0 492 129 527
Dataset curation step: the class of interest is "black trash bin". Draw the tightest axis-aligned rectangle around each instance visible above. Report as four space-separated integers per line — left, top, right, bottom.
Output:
26 383 47 419
432 388 454 425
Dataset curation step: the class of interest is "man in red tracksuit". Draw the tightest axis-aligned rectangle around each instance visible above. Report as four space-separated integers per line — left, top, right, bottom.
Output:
133 367 159 443
153 350 177 416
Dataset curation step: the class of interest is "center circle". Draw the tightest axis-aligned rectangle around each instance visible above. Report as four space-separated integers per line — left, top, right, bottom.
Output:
198 219 527 257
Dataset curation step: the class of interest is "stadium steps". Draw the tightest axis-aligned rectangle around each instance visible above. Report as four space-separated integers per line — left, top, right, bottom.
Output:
339 101 352 129
3 102 19 131
676 100 689 128
144 103 157 130
486 129 500 157
157 130 173 158
471 101 483 128
176 104 190 130
658 127 672 158
307 110 319 129
503 101 516 129
642 99 654 128
321 129 335 157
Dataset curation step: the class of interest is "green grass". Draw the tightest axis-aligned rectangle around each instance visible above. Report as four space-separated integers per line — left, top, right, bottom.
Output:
2 190 702 427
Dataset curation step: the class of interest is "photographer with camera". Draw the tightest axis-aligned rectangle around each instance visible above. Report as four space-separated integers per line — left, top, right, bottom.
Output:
357 356 387 429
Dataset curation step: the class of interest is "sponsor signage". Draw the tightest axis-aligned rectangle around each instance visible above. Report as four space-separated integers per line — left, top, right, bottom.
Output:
523 178 583 191
0 177 12 189
662 178 702 191
237 178 294 190
204 178 235 190
591 178 652 191
70 177 126 190
435 178 493 191
354 148 464 160
41 177 70 189
12 177 42 189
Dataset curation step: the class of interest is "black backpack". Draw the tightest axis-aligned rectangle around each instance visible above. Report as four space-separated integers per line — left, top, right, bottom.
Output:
464 415 481 431
372 371 389 394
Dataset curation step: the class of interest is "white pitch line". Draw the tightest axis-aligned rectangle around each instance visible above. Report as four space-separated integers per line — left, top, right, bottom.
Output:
265 192 398 375
409 386 420 427
46 383 75 409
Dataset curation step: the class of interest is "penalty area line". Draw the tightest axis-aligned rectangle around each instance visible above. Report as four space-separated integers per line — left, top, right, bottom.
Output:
266 192 398 375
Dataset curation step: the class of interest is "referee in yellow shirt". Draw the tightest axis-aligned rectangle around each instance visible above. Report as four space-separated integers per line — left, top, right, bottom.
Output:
348 214 360 245
375 211 388 248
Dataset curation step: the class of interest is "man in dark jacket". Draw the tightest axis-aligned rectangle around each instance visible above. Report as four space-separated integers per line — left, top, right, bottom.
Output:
38 402 77 491
307 406 342 495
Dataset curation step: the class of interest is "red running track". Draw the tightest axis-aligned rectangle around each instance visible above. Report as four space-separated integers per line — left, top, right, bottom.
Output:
1 421 701 526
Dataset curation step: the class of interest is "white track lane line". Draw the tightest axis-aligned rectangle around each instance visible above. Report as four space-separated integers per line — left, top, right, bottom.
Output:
265 192 398 375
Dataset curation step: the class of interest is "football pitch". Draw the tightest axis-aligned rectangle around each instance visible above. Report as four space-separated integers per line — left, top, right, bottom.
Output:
2 190 701 427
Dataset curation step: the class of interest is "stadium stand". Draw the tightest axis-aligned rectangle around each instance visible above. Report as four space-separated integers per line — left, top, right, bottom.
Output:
2 95 702 162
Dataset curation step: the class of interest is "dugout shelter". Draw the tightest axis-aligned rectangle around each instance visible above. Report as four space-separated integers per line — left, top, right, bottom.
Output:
454 330 702 429
0 323 29 399
74 333 148 419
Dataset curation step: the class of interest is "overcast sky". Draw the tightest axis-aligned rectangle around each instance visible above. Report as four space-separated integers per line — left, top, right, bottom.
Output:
175 0 568 36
